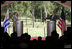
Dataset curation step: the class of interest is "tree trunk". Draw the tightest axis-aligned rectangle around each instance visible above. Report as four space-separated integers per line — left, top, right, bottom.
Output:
44 2 47 20
32 9 35 28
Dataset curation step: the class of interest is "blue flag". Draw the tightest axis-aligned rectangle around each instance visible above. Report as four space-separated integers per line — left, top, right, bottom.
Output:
2 9 10 32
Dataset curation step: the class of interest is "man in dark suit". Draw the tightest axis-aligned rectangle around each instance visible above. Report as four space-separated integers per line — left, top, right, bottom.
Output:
12 12 19 32
50 11 56 21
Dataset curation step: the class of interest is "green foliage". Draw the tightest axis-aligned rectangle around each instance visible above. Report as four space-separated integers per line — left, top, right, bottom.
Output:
1 1 71 22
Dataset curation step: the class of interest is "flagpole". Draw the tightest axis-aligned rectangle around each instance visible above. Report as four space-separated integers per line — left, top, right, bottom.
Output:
8 9 10 36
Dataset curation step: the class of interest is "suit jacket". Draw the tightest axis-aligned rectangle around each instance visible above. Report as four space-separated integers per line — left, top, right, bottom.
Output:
12 16 18 32
50 15 56 21
12 16 18 22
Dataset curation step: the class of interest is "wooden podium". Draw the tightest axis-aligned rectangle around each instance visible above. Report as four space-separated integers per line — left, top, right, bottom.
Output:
47 21 56 36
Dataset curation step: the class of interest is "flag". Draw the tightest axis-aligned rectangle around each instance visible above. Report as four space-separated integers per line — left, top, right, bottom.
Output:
57 9 67 35
2 9 10 32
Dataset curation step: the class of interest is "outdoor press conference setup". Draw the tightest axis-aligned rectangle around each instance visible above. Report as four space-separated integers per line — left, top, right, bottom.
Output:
1 1 71 48
1 1 71 37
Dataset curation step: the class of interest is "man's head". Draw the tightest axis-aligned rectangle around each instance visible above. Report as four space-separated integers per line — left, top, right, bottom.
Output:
13 12 18 17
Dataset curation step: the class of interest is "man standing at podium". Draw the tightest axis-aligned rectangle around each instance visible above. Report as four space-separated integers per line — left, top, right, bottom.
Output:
50 11 56 21
12 12 19 32
47 11 56 36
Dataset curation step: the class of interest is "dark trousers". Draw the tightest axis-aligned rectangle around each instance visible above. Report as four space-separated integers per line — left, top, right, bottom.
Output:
13 21 17 33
